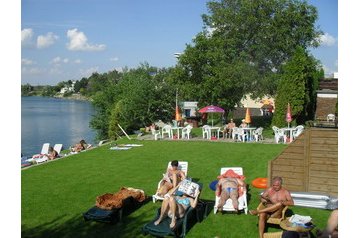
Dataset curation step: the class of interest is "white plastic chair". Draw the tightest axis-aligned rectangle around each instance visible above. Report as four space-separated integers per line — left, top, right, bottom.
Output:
272 126 285 143
232 127 247 142
253 127 264 142
213 167 248 214
327 114 335 122
54 144 63 156
202 125 211 139
161 125 172 139
293 125 304 140
152 161 188 203
151 128 162 140
181 125 193 139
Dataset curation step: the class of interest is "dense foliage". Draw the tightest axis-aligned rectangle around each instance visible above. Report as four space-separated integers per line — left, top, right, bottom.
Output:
169 0 321 119
272 47 323 127
21 0 326 139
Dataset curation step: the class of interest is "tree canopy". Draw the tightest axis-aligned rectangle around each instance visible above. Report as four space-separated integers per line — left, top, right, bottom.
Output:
171 0 321 116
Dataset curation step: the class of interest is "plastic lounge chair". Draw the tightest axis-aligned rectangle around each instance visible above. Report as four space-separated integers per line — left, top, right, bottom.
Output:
25 143 51 163
152 161 188 203
257 202 288 225
272 126 285 143
292 125 304 140
53 144 63 157
143 182 203 238
83 188 147 224
213 167 248 214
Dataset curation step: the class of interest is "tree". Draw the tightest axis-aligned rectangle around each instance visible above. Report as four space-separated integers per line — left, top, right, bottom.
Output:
272 47 322 127
172 0 321 115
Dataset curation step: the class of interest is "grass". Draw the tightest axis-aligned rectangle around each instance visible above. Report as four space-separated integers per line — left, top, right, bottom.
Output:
22 138 332 238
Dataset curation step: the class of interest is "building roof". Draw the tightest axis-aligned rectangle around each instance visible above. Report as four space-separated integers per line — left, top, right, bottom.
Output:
319 78 338 91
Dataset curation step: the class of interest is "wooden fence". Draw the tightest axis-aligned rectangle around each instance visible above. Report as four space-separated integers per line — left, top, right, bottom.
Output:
268 127 338 196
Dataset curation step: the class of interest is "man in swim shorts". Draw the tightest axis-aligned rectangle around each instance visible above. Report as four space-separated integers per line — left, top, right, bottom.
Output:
216 176 246 213
249 176 294 238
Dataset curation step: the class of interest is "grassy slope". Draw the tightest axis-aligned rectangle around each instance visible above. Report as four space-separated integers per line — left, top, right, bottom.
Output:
22 139 332 238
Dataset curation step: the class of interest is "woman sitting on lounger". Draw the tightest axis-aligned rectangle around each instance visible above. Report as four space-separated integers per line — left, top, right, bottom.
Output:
154 182 200 229
157 160 186 197
47 146 58 160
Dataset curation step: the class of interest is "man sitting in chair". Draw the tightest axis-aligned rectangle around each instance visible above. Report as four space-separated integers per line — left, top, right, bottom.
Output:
249 176 294 238
215 170 246 213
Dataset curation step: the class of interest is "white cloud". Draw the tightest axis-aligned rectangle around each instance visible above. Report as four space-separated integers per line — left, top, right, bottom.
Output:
21 28 34 47
110 57 119 61
51 56 62 64
50 57 69 66
21 58 36 65
66 28 106 51
74 59 82 64
79 67 99 77
21 67 43 75
318 33 336 47
37 32 59 49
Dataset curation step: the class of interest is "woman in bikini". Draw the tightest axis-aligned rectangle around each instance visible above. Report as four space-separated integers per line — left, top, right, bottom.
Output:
154 182 200 229
216 177 246 213
157 160 186 197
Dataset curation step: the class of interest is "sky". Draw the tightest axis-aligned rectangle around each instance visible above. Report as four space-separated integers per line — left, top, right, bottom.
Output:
21 0 338 86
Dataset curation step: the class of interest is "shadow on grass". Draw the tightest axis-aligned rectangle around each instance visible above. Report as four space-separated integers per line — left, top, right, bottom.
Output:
22 197 152 238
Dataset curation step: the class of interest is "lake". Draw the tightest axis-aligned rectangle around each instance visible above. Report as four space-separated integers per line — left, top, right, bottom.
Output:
21 96 96 158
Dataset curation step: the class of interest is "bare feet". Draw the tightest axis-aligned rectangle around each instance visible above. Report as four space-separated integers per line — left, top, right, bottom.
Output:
169 220 176 229
249 210 258 216
154 218 162 225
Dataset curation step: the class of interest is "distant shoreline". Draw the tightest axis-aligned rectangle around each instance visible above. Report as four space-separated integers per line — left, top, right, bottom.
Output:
54 93 92 102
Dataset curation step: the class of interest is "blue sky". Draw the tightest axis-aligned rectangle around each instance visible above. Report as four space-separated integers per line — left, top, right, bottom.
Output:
21 0 338 85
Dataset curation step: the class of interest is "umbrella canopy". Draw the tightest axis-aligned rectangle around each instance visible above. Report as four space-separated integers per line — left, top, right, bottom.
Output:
175 105 182 121
286 103 292 127
245 107 251 124
198 105 225 113
198 105 225 126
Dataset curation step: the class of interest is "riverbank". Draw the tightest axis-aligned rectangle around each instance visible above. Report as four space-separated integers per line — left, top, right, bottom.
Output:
53 93 92 101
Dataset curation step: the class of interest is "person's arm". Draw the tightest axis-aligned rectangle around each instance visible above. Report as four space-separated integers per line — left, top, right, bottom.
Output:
281 191 294 206
215 179 222 196
190 192 200 208
237 179 246 192
260 189 271 204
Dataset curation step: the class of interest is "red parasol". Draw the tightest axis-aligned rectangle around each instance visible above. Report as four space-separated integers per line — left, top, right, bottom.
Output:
286 103 292 127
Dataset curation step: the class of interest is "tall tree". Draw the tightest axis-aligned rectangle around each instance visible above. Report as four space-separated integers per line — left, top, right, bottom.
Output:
172 0 321 115
272 47 321 127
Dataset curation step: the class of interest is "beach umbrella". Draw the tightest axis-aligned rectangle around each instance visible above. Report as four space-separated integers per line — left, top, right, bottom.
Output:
245 107 251 126
286 103 292 127
175 88 182 122
198 105 225 126
175 105 182 121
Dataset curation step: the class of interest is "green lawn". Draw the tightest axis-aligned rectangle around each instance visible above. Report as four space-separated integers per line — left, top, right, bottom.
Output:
22 138 332 238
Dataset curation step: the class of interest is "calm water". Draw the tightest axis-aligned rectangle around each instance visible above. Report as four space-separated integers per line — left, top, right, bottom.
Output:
21 96 96 158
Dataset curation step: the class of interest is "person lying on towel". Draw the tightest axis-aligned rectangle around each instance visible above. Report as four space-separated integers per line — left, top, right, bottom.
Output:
154 181 200 229
215 169 246 213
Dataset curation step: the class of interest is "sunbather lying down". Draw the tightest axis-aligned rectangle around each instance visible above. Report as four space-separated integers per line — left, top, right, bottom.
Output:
71 139 92 153
154 182 200 229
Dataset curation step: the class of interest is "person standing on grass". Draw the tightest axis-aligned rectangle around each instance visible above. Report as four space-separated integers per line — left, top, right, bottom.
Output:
249 176 294 238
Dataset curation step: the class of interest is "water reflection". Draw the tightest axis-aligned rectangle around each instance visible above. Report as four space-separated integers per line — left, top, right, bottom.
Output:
21 96 96 157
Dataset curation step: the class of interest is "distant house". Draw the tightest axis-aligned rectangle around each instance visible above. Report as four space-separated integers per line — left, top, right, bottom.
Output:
60 81 76 94
315 74 338 123
181 101 198 118
234 95 275 118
